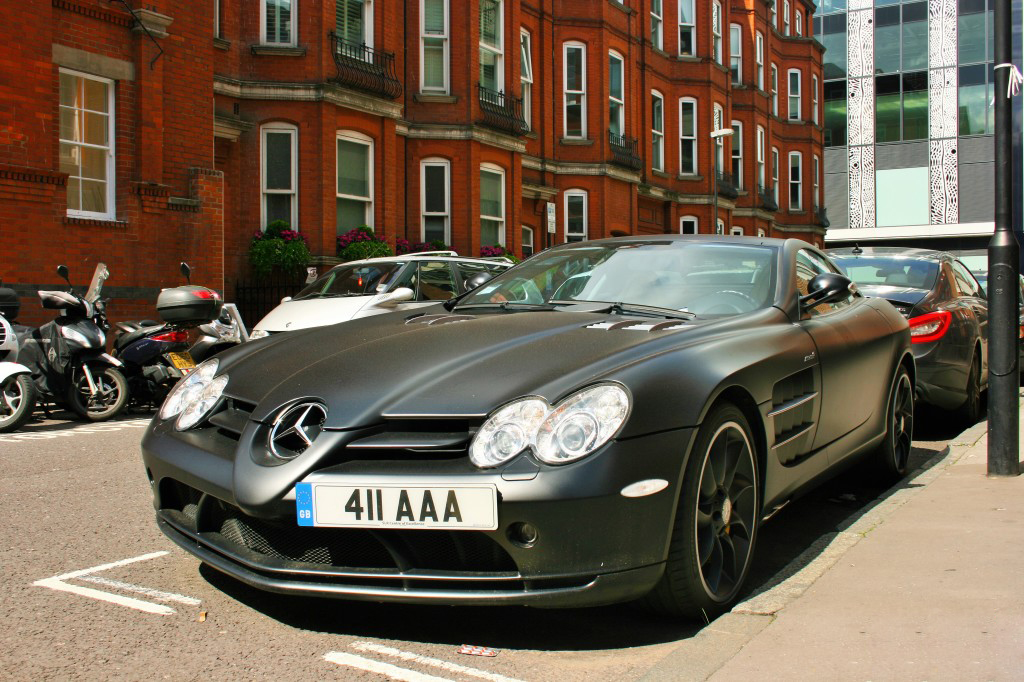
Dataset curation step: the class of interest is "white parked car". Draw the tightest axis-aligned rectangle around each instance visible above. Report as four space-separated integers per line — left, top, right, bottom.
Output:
249 252 512 339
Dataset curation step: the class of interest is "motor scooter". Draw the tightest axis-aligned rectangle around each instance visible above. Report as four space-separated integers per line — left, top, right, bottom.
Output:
0 289 36 431
16 264 129 421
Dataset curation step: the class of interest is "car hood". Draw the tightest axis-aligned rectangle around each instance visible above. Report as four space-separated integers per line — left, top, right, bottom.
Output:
253 296 375 332
854 284 930 307
219 306 771 428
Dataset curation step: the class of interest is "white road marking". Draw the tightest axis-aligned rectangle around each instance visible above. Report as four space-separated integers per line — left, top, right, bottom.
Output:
0 418 152 443
351 642 525 682
325 652 454 681
32 551 199 615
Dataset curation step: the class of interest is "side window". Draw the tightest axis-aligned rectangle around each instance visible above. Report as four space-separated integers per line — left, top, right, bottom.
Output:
951 261 980 297
417 261 458 300
796 249 851 317
456 262 502 290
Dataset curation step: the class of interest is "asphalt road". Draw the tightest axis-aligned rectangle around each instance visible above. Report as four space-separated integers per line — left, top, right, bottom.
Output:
0 407 959 681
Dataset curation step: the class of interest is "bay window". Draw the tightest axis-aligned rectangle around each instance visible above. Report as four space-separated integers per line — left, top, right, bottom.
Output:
261 123 297 229
336 131 373 233
59 70 115 220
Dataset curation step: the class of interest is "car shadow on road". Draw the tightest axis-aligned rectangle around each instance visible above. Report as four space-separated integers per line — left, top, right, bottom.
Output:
197 410 974 652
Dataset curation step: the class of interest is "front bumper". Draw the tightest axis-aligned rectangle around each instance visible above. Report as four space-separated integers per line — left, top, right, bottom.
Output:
142 419 694 607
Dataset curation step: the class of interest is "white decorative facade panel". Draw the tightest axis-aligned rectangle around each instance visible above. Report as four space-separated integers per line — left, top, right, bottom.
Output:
849 145 876 229
929 139 959 224
847 76 875 148
929 67 958 139
847 10 875 79
928 0 958 68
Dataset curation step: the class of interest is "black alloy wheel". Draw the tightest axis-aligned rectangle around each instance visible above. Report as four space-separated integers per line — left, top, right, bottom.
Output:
956 354 982 426
0 374 35 432
67 366 128 421
643 402 759 619
874 365 914 479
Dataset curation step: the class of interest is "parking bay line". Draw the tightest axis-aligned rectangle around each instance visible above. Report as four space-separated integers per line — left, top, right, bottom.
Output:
32 551 200 616
350 641 525 682
324 652 454 681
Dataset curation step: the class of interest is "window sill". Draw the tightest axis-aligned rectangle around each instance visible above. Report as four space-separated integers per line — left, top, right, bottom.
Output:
789 209 807 215
213 37 230 50
64 216 128 228
560 137 594 146
652 169 671 179
250 44 307 57
414 93 458 103
675 54 701 63
651 46 670 58
608 0 634 15
678 173 704 181
525 131 538 139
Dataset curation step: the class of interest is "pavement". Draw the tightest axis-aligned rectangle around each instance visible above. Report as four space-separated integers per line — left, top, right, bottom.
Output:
644 391 1024 681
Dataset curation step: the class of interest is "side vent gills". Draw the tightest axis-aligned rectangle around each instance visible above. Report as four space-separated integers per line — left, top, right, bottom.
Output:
585 320 689 332
770 367 818 464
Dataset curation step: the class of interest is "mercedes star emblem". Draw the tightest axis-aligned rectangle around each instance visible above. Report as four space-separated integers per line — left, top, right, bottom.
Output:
268 403 327 460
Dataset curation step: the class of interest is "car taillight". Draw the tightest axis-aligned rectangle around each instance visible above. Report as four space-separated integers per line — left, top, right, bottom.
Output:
908 310 952 343
152 330 189 343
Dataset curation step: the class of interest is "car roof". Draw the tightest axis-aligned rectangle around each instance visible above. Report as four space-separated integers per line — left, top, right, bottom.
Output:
825 246 953 262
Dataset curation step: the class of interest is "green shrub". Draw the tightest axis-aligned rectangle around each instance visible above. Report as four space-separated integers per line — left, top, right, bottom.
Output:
248 223 311 277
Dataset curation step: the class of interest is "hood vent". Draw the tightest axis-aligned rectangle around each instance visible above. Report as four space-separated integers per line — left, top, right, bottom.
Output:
585 319 689 332
405 314 477 326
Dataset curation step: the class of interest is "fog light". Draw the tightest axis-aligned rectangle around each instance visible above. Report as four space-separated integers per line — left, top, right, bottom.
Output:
508 522 539 548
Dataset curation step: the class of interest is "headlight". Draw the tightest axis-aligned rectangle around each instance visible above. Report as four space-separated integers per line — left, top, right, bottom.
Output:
61 325 90 345
249 329 269 340
176 374 228 430
159 359 219 421
469 384 630 468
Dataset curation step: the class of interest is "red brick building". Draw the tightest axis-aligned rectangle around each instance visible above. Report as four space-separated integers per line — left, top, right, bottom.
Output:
0 0 823 326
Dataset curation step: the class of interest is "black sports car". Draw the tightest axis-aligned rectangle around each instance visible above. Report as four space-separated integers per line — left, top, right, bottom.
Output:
828 246 988 423
142 236 913 619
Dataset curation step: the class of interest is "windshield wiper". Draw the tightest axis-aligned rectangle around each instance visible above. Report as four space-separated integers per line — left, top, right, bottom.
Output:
554 301 694 320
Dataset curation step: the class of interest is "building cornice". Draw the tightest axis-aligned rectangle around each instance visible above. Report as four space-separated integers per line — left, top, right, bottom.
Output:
214 113 254 141
395 123 526 153
213 76 404 120
522 155 642 184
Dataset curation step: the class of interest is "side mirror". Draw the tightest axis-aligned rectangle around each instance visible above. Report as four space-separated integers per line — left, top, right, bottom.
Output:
180 262 192 284
464 272 495 292
281 296 292 304
372 287 414 308
57 265 70 285
801 272 855 309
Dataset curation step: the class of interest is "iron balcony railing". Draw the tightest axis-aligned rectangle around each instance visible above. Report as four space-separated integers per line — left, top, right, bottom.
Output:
608 131 643 170
758 183 779 212
328 32 402 100
477 85 528 136
815 205 830 227
716 170 739 198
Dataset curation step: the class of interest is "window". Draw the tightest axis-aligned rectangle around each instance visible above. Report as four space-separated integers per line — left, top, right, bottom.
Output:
876 72 928 141
564 43 587 138
336 131 373 233
824 80 847 146
480 165 505 246
422 0 449 93
795 9 803 36
789 151 802 211
731 226 744 236
756 125 766 190
421 159 449 243
813 154 820 209
679 98 697 175
479 0 503 93
755 32 764 90
875 3 927 75
811 74 819 124
771 0 778 31
680 216 698 234
261 123 297 229
772 147 780 205
521 30 533 129
652 91 665 172
958 0 994 134
730 24 742 84
771 64 779 116
214 0 221 38
263 0 295 45
565 190 588 242
815 13 847 80
713 104 725 174
783 0 790 35
679 0 695 55
757 228 766 237
609 52 624 137
788 69 801 120
651 0 663 50
712 1 722 64
59 70 115 220
874 2 928 141
522 226 534 257
716 219 725 234
731 121 743 188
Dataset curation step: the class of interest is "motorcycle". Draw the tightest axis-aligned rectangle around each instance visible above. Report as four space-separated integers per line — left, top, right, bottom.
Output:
16 264 129 421
0 289 36 431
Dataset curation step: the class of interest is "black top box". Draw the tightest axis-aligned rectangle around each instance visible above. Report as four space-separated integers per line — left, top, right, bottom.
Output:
0 288 20 322
156 285 222 325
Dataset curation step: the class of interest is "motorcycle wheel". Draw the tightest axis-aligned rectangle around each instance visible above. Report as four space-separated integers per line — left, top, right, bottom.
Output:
0 375 36 432
66 367 128 422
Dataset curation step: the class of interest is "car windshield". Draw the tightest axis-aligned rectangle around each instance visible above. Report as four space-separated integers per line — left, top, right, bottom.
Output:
293 262 407 300
830 256 938 290
457 241 777 316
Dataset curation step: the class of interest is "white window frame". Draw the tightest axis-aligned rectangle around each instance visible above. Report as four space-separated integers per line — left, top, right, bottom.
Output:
652 90 665 172
679 97 698 175
335 0 373 48
260 122 298 229
563 42 587 139
651 0 663 50
678 0 695 56
756 125 766 189
757 227 766 237
772 146 780 205
421 157 450 243
812 74 819 125
755 32 764 90
609 51 625 137
771 0 777 31
60 69 116 221
731 226 744 236
680 215 698 234
215 0 221 38
336 130 374 231
788 68 801 121
521 29 533 129
730 24 742 84
789 150 803 211
480 163 506 246
795 9 803 36
813 154 820 209
522 225 535 257
712 1 723 64
730 120 743 188
421 0 450 93
783 0 790 36
716 219 725 234
771 64 779 116
479 0 504 93
564 189 588 243
261 0 297 46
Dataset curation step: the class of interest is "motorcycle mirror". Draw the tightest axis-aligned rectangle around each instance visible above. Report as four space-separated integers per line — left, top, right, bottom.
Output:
57 265 71 286
180 262 191 284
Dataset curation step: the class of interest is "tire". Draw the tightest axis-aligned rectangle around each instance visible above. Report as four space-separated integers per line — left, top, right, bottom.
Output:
0 374 36 432
873 365 914 480
66 366 128 422
643 402 760 619
955 354 982 426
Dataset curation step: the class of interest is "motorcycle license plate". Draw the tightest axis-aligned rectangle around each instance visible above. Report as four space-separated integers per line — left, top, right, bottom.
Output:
167 351 195 370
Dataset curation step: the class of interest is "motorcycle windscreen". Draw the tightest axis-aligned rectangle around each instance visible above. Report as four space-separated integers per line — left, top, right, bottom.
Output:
85 263 109 303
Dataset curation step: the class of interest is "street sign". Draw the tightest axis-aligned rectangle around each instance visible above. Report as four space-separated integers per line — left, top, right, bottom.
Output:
546 202 556 234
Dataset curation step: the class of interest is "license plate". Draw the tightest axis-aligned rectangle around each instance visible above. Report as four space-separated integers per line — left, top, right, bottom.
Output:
294 482 498 530
166 351 195 370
